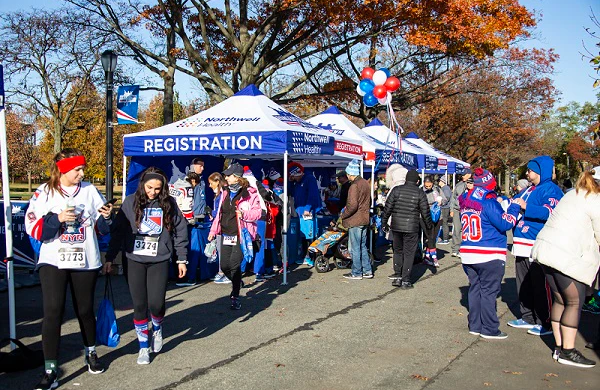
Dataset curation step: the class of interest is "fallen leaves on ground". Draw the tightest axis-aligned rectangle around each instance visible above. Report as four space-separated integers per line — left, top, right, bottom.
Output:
275 363 285 368
411 374 429 381
502 370 523 375
545 373 558 377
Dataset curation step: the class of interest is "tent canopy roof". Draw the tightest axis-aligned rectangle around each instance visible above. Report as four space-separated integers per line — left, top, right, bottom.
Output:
122 85 360 162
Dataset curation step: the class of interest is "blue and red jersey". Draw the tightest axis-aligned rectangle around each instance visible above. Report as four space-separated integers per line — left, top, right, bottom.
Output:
459 187 521 264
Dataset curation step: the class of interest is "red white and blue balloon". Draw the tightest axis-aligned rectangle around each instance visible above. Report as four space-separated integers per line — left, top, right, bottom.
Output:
357 67 400 107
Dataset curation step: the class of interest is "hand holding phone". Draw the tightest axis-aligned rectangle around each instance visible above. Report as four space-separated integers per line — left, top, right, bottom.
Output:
104 198 118 207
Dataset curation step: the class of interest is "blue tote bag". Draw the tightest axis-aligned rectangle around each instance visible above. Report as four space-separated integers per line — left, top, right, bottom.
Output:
430 202 441 223
96 276 120 348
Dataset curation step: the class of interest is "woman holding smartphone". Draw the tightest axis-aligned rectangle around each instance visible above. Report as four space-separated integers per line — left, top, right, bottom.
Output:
105 167 188 365
25 148 113 390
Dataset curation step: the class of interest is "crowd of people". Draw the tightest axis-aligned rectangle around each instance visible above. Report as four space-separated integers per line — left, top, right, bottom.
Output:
23 149 600 389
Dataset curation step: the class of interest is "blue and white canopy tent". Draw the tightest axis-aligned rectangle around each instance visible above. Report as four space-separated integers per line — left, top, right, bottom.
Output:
306 106 439 252
403 132 470 176
122 85 363 284
361 118 439 173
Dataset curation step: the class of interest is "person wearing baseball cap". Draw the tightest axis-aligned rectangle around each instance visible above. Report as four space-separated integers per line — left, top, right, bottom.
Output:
208 161 262 310
288 161 321 267
190 158 207 222
458 167 521 340
509 156 564 337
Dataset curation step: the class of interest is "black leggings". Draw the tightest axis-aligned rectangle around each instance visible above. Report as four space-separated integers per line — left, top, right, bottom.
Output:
543 265 586 329
127 260 169 322
39 265 98 361
220 242 243 298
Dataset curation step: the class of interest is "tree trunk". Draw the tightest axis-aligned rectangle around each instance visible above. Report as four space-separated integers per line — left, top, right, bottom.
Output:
163 66 176 125
504 168 511 195
53 119 62 153
28 171 32 193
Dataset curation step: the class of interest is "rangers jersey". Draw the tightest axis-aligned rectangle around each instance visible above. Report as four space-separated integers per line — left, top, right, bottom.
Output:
459 187 521 264
25 182 108 270
169 178 194 222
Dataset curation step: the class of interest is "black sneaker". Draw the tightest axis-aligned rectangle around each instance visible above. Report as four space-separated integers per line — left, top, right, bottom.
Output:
480 331 508 340
400 281 414 290
85 351 105 374
34 370 58 390
391 278 402 287
388 273 401 280
557 349 596 368
553 347 561 361
230 297 242 310
343 273 362 280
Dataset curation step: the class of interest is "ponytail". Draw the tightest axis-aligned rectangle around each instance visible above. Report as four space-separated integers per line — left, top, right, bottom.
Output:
574 169 600 197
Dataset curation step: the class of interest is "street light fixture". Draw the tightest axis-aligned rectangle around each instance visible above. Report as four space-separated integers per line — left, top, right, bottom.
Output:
101 50 118 201
563 152 570 178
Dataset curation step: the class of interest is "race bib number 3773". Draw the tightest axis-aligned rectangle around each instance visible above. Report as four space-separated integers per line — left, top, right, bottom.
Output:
57 248 86 269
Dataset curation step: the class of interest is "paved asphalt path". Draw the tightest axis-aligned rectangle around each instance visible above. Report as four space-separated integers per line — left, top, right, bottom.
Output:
1 243 598 389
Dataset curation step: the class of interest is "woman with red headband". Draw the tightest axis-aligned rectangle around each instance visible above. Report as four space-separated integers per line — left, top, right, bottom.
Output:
25 148 114 390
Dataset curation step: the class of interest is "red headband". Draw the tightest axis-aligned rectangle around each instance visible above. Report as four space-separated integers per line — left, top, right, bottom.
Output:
56 155 86 174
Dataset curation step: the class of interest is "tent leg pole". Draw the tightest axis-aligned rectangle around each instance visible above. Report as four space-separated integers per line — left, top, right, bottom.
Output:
0 108 16 350
282 152 289 286
122 156 127 200
369 161 374 260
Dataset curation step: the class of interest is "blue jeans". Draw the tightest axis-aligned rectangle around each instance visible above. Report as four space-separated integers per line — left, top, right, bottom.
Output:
463 260 505 336
349 225 372 276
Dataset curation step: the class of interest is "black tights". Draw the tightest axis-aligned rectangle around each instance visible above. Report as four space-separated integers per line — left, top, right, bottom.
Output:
127 260 169 321
39 265 98 361
219 243 243 298
543 265 586 329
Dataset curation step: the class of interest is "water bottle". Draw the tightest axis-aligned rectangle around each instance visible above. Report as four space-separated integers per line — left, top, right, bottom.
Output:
65 198 76 233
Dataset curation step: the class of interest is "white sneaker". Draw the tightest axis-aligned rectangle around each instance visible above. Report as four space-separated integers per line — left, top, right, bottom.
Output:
137 348 150 365
152 328 163 353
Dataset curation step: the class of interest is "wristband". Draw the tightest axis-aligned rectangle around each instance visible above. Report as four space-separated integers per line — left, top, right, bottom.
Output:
176 260 189 265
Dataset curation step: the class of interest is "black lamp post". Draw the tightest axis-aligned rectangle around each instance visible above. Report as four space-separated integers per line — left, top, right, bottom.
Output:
101 50 118 201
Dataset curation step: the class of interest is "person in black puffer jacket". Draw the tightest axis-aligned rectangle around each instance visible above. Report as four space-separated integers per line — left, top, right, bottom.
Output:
381 169 433 289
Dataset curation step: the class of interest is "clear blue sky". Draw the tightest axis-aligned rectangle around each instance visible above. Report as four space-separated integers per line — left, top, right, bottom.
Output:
1 0 599 106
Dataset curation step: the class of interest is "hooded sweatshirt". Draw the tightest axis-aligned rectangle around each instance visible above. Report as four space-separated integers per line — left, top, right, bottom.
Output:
512 156 563 258
106 195 189 264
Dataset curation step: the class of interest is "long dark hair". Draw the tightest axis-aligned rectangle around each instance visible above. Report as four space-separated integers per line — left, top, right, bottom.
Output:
46 148 84 196
134 167 175 232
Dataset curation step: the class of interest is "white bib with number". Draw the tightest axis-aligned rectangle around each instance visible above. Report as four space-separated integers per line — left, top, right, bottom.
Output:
57 247 86 269
223 235 238 246
133 235 159 257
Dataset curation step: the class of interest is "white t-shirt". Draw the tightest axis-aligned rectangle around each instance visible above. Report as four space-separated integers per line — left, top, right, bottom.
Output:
25 182 106 270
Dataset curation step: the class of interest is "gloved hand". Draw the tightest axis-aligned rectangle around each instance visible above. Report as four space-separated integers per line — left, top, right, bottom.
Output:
382 224 390 234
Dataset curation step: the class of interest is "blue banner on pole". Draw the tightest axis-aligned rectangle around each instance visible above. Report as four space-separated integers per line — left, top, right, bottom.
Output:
375 150 418 169
0 201 37 271
116 85 140 124
0 64 4 110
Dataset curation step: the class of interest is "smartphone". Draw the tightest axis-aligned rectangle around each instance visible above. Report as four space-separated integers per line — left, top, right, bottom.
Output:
103 198 118 207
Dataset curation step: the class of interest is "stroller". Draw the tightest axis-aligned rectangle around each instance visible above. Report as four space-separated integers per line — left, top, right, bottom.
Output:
308 217 373 273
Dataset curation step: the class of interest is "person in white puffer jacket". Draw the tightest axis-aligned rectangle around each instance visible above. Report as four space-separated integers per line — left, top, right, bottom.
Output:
532 166 600 368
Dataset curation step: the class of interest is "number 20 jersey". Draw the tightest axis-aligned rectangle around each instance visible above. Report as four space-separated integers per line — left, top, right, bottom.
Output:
458 187 521 264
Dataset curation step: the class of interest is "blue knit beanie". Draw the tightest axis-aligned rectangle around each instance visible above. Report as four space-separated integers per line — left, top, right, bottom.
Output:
345 159 361 176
